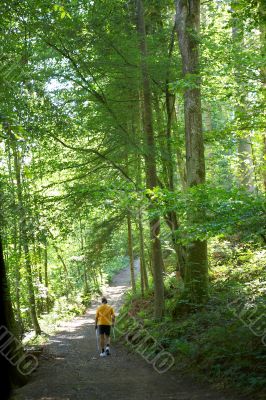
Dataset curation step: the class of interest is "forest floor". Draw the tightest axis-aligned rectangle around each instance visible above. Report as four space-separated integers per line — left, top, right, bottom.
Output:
13 261 249 400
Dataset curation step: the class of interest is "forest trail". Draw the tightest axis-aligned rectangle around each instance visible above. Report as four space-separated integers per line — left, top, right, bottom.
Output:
13 261 246 400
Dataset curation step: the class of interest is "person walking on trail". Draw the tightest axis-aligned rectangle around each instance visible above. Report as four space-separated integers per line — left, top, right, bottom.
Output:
95 297 115 357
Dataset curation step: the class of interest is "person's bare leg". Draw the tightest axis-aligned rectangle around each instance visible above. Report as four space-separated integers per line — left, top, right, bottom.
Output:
105 334 110 346
100 334 105 352
105 334 111 355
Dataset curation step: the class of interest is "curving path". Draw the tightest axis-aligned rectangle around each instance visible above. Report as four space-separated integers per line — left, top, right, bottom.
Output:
13 261 248 400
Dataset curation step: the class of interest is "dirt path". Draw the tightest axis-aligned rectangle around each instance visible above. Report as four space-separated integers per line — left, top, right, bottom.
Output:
13 261 247 400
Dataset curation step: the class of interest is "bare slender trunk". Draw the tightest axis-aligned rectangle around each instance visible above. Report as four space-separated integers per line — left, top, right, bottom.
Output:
7 144 23 334
52 242 73 293
135 152 149 294
136 0 164 318
154 96 169 186
258 1 266 191
44 239 50 312
127 212 136 293
10 133 41 334
232 17 256 192
138 208 149 291
238 138 255 191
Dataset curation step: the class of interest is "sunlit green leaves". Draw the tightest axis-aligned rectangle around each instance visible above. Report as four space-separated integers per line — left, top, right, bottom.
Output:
53 4 71 19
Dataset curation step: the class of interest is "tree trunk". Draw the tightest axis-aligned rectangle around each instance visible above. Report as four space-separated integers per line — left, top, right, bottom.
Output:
136 0 165 318
154 95 169 186
175 0 208 303
165 211 186 279
6 143 23 335
0 240 12 399
14 228 23 336
238 138 255 191
44 240 50 312
258 1 266 191
137 208 149 291
165 87 176 192
203 103 212 132
127 212 136 293
157 90 187 278
135 151 149 294
0 236 28 394
263 135 266 192
48 229 73 294
11 133 41 335
232 15 256 192
52 243 73 293
162 37 188 276
36 243 44 316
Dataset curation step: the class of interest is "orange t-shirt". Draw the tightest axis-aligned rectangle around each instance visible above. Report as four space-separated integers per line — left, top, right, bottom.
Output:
96 304 115 326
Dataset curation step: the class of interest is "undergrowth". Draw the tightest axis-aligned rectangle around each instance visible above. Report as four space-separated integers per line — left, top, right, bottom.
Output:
116 239 266 399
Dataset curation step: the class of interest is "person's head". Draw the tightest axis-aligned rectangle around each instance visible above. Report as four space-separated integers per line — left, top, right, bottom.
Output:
102 297 107 304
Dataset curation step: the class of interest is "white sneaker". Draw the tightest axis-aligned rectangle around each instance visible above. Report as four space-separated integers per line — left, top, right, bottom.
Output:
105 346 110 356
100 351 106 357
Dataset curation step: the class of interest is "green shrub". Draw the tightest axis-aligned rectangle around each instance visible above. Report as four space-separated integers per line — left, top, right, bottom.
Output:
117 242 266 399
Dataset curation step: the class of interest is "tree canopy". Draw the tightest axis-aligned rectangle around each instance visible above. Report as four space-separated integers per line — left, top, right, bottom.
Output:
0 0 265 396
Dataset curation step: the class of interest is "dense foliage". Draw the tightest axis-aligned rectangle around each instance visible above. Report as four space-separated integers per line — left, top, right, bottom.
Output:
117 242 266 397
0 0 265 395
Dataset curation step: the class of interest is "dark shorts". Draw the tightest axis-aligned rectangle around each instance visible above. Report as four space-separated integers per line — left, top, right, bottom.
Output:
98 325 111 336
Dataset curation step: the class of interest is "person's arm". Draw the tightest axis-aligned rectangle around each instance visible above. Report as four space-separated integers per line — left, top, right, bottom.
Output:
95 310 99 329
111 308 115 326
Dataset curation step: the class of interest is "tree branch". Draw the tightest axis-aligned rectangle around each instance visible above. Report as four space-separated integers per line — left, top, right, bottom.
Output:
51 134 137 186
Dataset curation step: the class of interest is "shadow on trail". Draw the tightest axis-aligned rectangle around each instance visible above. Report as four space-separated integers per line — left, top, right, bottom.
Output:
13 262 248 400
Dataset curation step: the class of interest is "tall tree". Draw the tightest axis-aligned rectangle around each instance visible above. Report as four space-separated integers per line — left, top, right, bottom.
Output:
231 6 256 192
175 0 208 302
136 0 165 318
0 236 13 400
0 230 28 394
9 130 41 335
258 0 266 191
127 212 136 293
